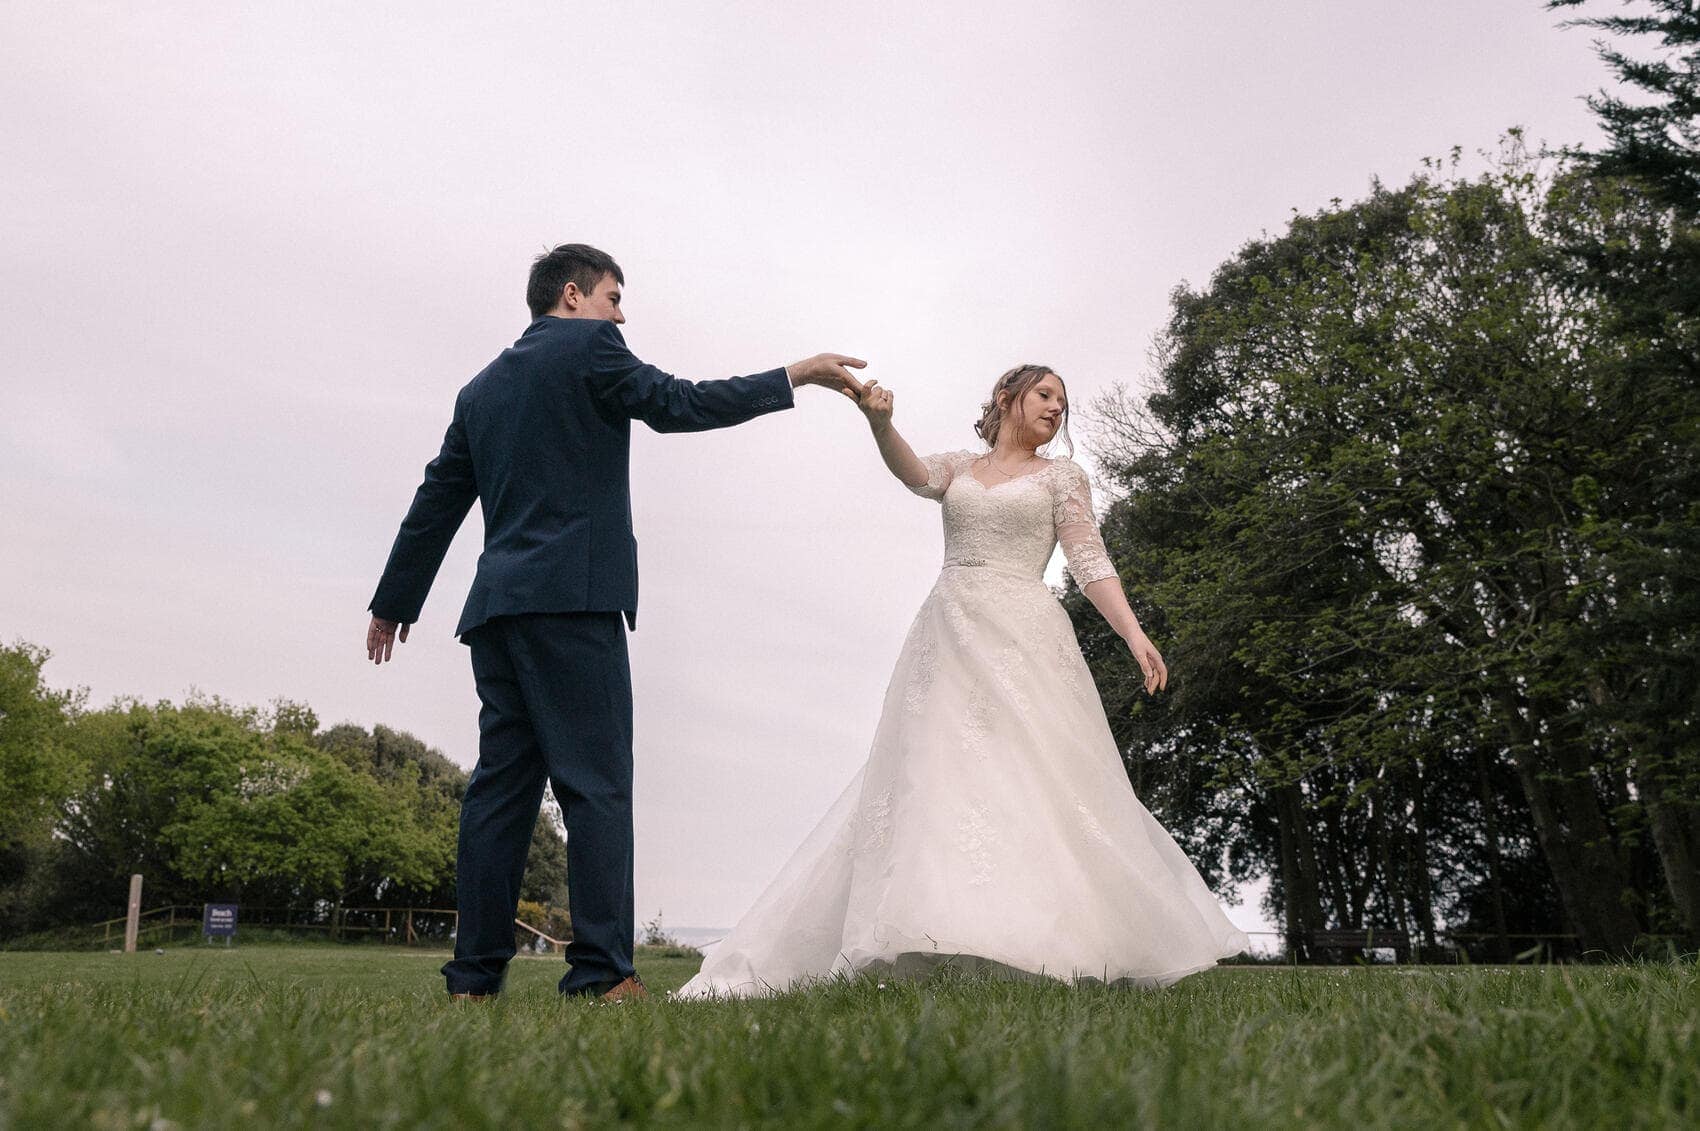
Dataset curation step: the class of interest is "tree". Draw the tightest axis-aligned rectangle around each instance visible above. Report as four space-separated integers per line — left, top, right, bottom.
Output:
0 642 83 928
0 642 80 839
0 649 571 938
313 722 465 907
1550 0 1700 216
1073 141 1694 954
1549 0 1700 942
168 734 450 906
46 701 466 923
522 821 570 908
50 698 252 922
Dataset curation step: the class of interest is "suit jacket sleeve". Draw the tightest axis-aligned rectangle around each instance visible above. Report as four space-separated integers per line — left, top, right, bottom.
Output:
585 320 794 433
368 395 478 623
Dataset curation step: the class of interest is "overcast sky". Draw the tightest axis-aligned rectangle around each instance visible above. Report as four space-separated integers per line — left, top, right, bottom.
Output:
2 1 1617 936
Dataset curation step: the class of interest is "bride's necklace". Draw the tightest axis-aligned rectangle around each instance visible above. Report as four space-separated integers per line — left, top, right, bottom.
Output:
984 450 1041 479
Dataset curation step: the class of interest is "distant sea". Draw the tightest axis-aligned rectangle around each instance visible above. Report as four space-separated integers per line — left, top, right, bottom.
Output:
658 926 728 953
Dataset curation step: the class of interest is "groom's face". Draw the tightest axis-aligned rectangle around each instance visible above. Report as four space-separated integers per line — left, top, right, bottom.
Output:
562 273 626 324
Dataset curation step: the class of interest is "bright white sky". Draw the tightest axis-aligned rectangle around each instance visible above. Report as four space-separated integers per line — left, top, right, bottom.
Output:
2 1 1615 937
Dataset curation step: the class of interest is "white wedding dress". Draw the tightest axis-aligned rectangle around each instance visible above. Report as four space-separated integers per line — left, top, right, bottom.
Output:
677 451 1248 997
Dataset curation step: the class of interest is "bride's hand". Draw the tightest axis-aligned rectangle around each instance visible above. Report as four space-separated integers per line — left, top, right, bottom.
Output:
858 380 894 430
1128 633 1168 694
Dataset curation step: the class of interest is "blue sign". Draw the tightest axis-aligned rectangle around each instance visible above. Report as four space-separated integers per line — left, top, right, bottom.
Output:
203 903 238 938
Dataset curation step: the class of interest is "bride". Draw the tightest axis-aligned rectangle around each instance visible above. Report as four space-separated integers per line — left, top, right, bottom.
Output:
677 364 1248 997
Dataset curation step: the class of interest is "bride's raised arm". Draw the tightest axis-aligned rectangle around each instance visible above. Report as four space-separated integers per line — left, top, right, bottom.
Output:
854 380 933 492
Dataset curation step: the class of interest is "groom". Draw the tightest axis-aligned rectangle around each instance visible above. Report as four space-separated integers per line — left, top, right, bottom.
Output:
365 243 865 1000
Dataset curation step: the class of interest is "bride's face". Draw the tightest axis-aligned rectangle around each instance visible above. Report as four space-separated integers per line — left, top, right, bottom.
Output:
1007 373 1067 448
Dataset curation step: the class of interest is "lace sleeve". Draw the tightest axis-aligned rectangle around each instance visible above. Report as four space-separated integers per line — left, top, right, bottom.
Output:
1053 461 1117 586
907 450 966 501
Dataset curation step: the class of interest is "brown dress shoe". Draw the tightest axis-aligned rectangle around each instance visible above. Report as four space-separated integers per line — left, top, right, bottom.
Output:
599 975 650 1003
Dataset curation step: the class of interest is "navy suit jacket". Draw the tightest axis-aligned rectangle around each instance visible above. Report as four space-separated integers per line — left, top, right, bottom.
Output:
369 317 793 637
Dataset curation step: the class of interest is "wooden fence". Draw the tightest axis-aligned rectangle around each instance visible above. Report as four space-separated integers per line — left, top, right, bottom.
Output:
95 905 465 948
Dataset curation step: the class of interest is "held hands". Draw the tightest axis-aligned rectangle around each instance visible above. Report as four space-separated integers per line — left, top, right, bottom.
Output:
1128 632 1169 695
857 379 894 430
787 354 868 401
366 616 409 665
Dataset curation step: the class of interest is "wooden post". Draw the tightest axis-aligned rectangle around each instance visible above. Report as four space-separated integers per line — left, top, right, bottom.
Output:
123 874 143 953
404 908 416 946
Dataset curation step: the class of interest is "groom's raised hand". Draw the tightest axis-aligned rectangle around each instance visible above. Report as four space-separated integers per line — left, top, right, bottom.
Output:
366 616 410 665
786 353 868 401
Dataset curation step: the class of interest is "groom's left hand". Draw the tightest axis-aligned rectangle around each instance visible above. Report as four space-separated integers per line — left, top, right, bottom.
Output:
785 353 868 400
367 616 410 664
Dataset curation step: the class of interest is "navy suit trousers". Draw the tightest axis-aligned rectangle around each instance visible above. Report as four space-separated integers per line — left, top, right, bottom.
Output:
441 612 635 995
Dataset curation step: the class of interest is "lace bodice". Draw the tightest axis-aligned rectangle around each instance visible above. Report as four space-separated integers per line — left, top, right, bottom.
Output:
907 451 1117 586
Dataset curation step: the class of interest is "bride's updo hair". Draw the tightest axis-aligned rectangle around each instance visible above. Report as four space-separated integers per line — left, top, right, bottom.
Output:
974 363 1073 457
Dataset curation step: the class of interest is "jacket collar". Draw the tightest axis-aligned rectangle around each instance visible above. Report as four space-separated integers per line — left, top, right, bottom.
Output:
522 316 569 337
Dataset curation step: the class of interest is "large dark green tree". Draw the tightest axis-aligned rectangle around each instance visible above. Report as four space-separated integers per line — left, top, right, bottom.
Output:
1551 0 1700 214
1548 0 1700 941
1069 140 1696 954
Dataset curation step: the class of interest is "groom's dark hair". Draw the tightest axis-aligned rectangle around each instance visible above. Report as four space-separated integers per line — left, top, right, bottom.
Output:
528 244 624 318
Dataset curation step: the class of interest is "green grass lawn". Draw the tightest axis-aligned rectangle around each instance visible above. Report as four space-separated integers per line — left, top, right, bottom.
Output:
0 946 1695 1129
